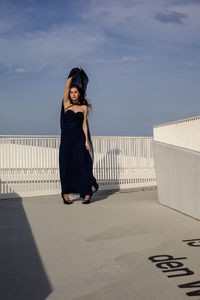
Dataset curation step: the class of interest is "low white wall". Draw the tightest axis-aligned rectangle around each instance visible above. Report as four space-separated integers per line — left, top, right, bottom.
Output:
152 141 200 220
0 136 156 199
153 115 200 152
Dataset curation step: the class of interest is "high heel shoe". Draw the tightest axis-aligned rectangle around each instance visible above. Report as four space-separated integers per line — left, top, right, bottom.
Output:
82 194 92 204
61 193 73 205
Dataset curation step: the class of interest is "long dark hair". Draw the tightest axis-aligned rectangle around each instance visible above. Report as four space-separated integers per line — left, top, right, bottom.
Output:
69 84 92 116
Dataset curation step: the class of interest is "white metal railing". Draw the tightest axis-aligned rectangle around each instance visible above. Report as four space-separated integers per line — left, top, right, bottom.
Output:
0 135 156 199
153 115 200 152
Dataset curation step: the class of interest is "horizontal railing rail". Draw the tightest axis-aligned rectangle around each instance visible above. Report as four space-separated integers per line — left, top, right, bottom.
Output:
153 115 200 152
0 135 156 199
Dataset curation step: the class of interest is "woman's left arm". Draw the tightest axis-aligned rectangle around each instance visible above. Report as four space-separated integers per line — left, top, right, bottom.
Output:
82 106 90 150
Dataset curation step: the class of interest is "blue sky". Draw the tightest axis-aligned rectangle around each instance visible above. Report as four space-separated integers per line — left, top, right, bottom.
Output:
0 0 200 136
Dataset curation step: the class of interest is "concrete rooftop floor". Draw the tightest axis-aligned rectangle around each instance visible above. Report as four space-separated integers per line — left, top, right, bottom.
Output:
1 188 200 300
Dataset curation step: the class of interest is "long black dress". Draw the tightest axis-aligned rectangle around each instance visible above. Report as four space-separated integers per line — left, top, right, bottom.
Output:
59 68 99 199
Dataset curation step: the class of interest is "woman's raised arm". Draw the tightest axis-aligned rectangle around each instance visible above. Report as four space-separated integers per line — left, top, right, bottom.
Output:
63 67 82 108
63 76 72 107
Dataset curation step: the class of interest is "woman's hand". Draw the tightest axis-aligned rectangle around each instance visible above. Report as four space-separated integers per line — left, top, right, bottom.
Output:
85 141 90 150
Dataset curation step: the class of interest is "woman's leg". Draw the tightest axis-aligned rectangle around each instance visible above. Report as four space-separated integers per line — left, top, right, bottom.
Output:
74 140 92 198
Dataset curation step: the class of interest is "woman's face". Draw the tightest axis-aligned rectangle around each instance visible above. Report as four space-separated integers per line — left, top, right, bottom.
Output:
70 87 80 102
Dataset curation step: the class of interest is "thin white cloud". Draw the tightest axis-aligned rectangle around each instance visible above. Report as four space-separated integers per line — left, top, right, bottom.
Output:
0 23 106 72
184 61 200 67
13 63 48 73
0 0 200 76
80 0 140 25
15 67 28 73
109 56 145 63
78 56 145 64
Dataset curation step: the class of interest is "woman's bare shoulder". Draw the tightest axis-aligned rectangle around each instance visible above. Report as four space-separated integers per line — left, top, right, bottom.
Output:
82 105 88 112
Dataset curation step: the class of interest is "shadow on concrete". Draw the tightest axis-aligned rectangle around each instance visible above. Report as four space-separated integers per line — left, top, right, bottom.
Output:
0 196 53 300
69 147 122 203
92 189 120 203
88 148 121 203
91 186 157 203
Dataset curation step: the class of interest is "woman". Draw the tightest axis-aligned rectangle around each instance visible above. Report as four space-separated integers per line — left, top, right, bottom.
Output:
59 67 99 204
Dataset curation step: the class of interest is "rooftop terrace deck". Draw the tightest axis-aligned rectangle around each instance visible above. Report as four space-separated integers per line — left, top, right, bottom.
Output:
1 188 200 300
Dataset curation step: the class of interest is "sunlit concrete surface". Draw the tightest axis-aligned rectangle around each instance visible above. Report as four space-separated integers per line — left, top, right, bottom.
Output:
1 188 200 300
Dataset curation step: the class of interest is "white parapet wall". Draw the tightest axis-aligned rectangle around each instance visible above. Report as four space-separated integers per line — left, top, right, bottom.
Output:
153 141 200 219
154 115 200 152
153 116 200 220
